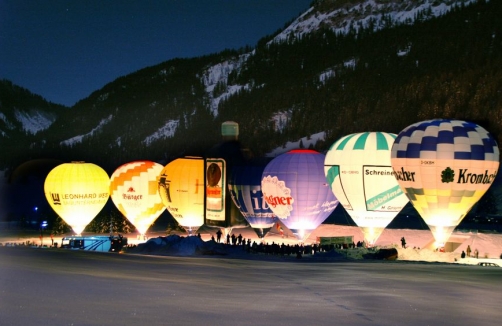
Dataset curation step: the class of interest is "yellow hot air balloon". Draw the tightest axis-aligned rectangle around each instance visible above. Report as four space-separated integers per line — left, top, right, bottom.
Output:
391 119 500 247
158 157 205 234
324 132 409 246
44 162 110 235
109 160 165 237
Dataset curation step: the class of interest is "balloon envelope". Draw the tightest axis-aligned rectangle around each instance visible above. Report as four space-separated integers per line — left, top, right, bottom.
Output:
261 149 339 241
109 160 165 235
391 119 500 245
158 157 205 234
325 132 409 245
228 162 277 238
44 162 110 235
3 159 63 217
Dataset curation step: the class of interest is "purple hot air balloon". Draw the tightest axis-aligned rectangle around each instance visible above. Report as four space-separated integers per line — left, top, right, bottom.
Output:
228 161 277 238
261 149 339 241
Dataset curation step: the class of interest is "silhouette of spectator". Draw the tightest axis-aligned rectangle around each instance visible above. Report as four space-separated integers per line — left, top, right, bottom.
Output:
466 245 471 257
461 250 466 258
226 233 230 245
474 248 479 258
401 237 406 249
216 229 222 243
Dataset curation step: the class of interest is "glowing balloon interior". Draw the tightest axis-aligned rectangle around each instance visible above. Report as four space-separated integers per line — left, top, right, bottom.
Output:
158 157 205 234
391 119 500 246
325 132 409 245
44 162 110 235
228 163 277 238
261 149 339 241
109 161 165 236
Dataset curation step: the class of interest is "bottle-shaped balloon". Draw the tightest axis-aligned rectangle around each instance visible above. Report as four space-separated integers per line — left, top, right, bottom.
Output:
325 132 409 245
109 161 166 237
204 121 247 229
391 119 499 247
228 160 277 238
262 150 339 241
44 162 110 235
158 157 205 235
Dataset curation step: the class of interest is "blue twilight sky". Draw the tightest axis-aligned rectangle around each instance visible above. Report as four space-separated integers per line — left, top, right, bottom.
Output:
0 0 311 107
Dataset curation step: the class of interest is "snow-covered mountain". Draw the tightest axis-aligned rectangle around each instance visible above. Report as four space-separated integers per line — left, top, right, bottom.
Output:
0 80 65 137
12 109 58 135
1 0 499 171
274 0 477 42
196 0 480 119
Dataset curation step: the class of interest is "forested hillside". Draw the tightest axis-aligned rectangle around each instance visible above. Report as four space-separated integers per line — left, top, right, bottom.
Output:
1 0 500 174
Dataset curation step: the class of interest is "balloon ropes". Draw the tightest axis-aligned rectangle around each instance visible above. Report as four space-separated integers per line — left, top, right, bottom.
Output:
109 160 165 237
228 160 277 238
324 132 409 246
44 162 110 235
390 119 500 247
158 157 205 235
262 150 339 241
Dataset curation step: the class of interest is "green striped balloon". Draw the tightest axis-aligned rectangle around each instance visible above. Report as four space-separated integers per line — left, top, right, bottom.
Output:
324 132 408 246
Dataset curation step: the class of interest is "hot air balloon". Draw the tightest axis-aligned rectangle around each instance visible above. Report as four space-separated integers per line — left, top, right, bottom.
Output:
3 159 63 223
324 132 409 245
228 160 277 238
109 160 165 238
44 162 110 235
158 157 205 235
261 149 339 241
390 119 500 247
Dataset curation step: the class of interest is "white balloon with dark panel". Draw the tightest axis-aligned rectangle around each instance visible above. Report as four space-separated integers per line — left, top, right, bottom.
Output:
325 132 409 245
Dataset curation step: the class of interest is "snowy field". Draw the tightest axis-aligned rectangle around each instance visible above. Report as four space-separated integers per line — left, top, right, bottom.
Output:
2 223 502 325
123 224 502 266
1 243 501 326
2 224 501 266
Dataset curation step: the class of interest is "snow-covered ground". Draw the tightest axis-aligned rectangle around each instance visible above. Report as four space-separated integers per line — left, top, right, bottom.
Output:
5 224 499 266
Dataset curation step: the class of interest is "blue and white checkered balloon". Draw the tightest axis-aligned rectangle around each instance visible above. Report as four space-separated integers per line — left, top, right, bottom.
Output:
391 119 499 246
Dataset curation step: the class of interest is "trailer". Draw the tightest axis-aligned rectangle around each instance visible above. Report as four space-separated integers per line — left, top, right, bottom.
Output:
60 235 127 252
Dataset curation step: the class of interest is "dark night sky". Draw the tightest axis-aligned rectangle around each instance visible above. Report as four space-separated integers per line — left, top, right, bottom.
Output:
0 0 311 107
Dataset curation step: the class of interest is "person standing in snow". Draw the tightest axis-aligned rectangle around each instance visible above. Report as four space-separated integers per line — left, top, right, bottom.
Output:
401 237 406 249
466 245 472 257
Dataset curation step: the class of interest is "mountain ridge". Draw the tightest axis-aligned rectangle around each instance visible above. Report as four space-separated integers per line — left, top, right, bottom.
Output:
1 0 500 173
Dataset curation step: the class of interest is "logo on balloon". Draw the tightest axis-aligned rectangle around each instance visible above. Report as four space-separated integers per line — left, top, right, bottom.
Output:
158 173 172 203
261 175 294 219
392 167 416 182
441 167 455 183
50 193 61 205
457 169 497 184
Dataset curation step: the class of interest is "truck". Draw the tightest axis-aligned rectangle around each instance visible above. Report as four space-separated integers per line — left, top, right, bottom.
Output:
60 235 127 252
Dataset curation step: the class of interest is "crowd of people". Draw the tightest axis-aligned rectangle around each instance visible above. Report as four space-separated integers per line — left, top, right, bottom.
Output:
207 231 360 258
